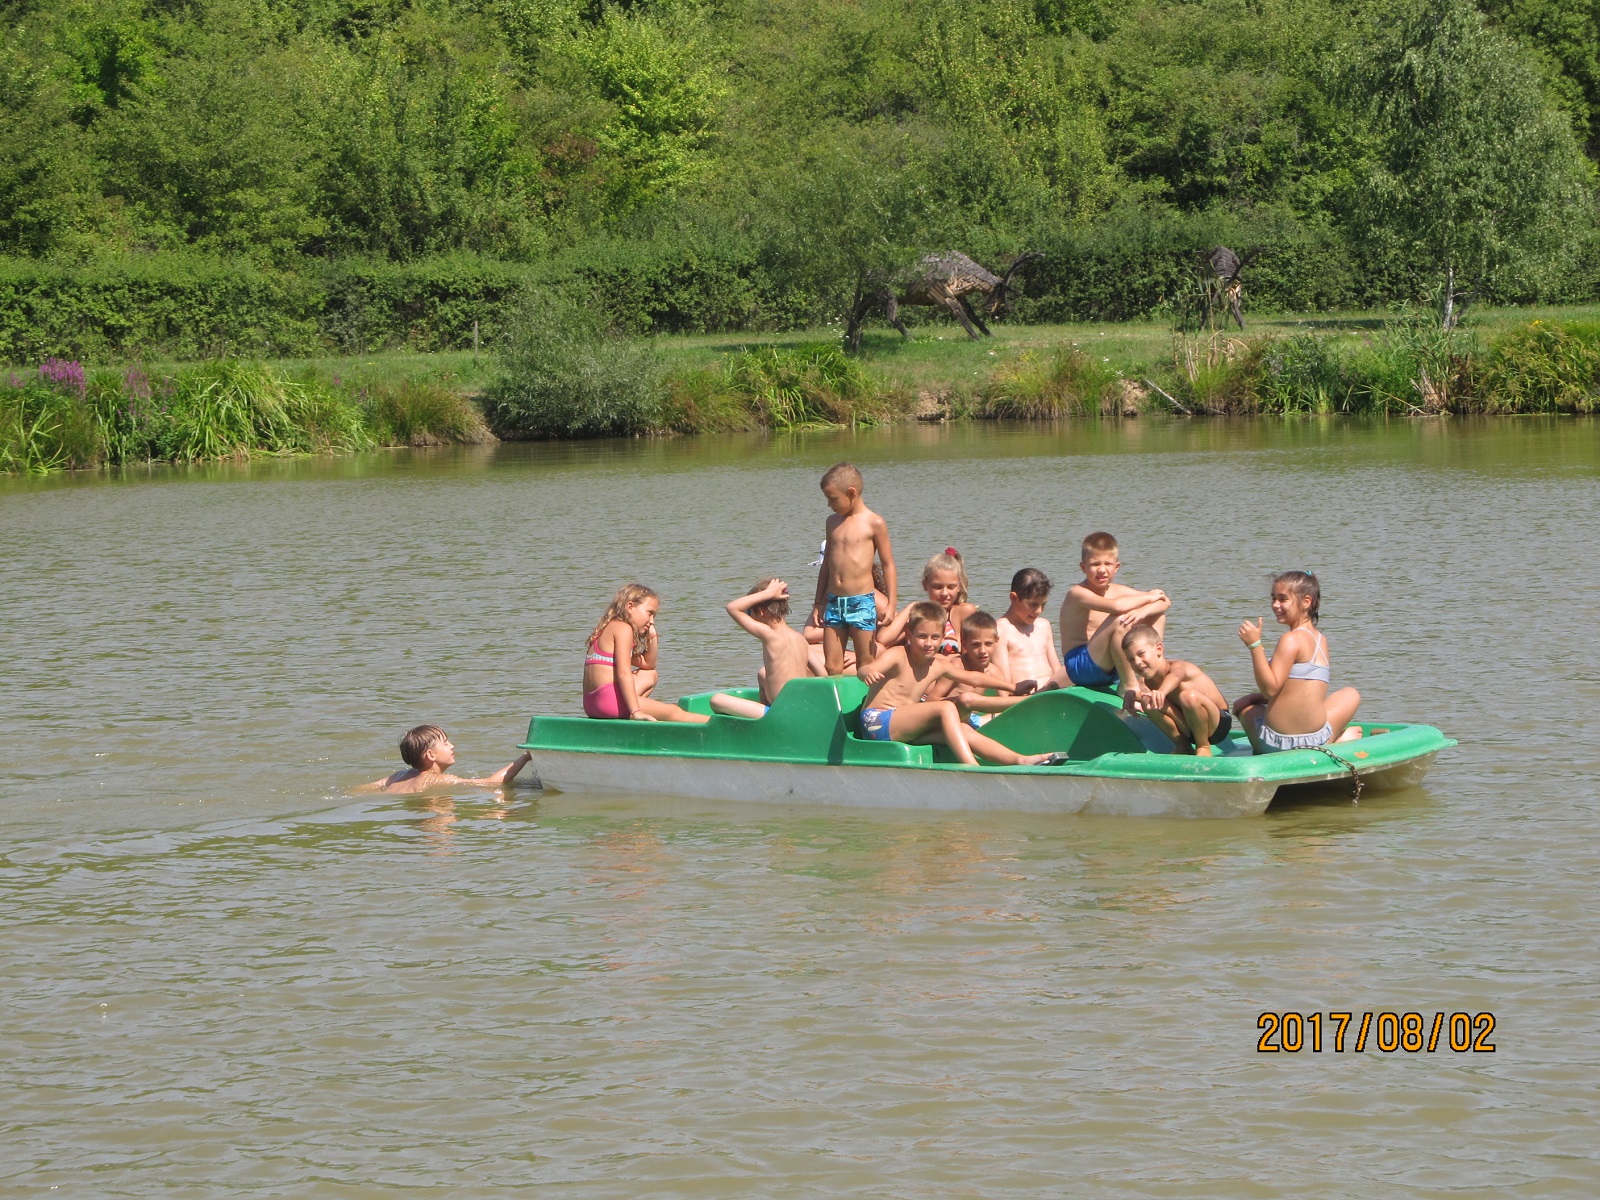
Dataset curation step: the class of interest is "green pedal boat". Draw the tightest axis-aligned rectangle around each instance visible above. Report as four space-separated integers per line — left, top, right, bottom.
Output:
521 677 1453 818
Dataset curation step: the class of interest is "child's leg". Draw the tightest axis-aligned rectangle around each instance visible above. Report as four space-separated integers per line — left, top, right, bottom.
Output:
1328 686 1362 741
633 669 658 700
1143 702 1191 751
823 626 846 675
961 727 1059 767
888 700 979 765
637 696 711 723
1175 687 1222 757
849 628 875 677
1235 700 1268 754
710 693 768 719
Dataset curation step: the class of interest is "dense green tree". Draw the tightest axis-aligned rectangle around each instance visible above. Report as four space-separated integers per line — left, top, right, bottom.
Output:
1345 0 1593 325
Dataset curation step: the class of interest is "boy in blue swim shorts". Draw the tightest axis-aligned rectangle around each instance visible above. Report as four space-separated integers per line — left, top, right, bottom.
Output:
1053 532 1171 710
810 462 897 676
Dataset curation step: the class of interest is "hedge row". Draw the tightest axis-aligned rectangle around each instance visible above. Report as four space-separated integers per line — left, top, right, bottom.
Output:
7 222 1600 361
0 254 541 361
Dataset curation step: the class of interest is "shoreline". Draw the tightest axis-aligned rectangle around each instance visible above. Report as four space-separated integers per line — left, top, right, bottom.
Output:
6 307 1600 475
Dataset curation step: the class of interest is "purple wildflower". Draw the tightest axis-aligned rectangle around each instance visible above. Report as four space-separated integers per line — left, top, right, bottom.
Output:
124 366 152 401
39 358 87 397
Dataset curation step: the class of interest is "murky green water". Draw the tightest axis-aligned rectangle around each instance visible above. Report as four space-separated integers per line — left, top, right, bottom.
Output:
4 418 1598 1196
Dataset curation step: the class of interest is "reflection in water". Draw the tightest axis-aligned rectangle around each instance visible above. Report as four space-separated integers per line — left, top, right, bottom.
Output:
3 418 1598 1196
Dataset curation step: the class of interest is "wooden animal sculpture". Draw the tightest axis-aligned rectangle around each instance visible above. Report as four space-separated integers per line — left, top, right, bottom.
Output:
846 251 1041 352
1197 246 1258 331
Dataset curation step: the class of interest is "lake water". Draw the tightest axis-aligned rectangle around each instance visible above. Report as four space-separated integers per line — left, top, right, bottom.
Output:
3 418 1598 1196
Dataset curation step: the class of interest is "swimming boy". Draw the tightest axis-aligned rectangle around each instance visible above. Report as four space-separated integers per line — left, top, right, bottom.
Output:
1121 625 1232 756
363 725 532 794
811 462 897 676
858 601 1063 767
995 567 1060 689
925 610 1038 729
1054 532 1170 707
710 578 813 719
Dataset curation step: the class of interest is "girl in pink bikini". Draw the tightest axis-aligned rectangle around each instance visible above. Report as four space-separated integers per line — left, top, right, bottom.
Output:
876 548 978 657
583 584 709 723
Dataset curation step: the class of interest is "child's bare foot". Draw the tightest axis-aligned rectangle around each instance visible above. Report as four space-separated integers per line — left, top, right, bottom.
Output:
1195 744 1214 757
1023 752 1072 766
1335 727 1363 743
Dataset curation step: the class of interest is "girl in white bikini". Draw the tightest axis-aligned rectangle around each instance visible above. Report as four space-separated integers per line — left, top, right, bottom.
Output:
1232 570 1362 753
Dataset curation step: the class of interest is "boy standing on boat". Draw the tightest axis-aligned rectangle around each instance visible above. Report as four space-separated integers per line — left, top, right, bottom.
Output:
858 602 1063 767
811 462 897 676
1121 625 1232 756
710 578 813 718
1053 532 1170 709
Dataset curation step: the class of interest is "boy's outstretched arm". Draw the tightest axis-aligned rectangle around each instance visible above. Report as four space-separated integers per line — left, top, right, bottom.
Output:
467 752 533 787
935 660 1022 693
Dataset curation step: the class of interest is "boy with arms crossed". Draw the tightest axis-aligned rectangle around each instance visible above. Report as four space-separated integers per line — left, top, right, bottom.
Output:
1121 625 1232 756
710 578 812 718
858 602 1063 767
811 462 897 676
1053 532 1170 709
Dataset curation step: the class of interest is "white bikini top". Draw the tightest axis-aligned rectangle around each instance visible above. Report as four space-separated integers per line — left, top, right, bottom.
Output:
1285 630 1331 684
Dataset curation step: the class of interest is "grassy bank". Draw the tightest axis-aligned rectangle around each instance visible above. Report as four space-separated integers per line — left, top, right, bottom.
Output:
7 305 1600 474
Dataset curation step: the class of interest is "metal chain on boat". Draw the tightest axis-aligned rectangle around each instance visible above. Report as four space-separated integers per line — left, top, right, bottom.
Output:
1311 745 1363 803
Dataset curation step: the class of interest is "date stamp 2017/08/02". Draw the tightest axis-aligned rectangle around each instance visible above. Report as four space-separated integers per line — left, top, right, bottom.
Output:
1257 1012 1496 1053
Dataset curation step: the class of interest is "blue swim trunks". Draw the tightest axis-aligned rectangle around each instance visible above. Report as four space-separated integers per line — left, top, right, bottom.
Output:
823 592 878 631
859 706 893 740
1064 642 1118 690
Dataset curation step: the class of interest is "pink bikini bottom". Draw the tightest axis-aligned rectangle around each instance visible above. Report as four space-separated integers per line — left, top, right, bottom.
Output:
583 680 627 719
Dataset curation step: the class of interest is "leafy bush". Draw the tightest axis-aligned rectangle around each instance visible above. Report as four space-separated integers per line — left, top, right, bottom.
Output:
1476 320 1600 413
982 347 1119 417
317 256 540 353
1257 334 1349 413
481 293 667 438
359 380 494 445
725 344 901 428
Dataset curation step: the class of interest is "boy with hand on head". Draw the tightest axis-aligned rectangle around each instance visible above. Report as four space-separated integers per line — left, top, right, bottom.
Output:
710 578 812 719
858 602 1064 767
811 462 897 676
1121 625 1232 756
1053 532 1170 709
363 725 532 794
995 567 1061 690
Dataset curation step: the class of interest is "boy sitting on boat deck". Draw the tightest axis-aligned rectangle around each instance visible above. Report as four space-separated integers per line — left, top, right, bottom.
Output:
1121 626 1232 756
710 578 813 719
857 601 1063 767
811 462 897 676
995 567 1060 690
924 611 1039 729
1052 531 1170 709
362 725 532 794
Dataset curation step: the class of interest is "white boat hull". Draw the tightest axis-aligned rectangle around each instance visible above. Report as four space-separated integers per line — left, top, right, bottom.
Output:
531 751 1282 819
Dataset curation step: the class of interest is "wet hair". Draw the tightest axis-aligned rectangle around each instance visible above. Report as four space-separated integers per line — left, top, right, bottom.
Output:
1273 569 1321 623
821 462 862 492
906 600 947 633
1081 531 1119 560
747 578 790 623
1121 624 1161 654
588 583 659 655
961 610 998 641
400 724 448 769
1010 567 1051 600
922 547 970 603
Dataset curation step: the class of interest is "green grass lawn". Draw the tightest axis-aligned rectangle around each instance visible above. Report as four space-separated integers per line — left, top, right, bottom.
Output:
223 302 1600 397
